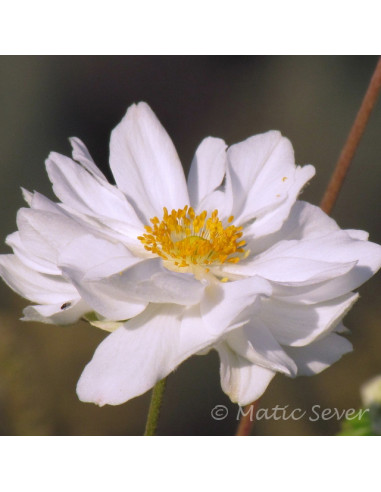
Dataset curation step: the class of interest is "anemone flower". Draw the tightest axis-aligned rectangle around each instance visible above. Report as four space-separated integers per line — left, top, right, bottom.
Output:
1 102 380 407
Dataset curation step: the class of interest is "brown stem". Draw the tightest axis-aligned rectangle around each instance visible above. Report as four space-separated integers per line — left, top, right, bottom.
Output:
235 57 381 437
320 56 381 215
236 400 260 436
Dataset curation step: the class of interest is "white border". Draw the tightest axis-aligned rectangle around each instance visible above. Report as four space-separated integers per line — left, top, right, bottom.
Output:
0 437 378 490
1 1 380 55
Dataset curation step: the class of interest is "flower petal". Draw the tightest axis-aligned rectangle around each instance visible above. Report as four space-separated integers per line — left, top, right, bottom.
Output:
227 131 315 234
60 234 140 276
15 205 92 275
227 227 381 303
243 166 315 237
266 231 381 302
200 276 272 335
76 304 185 405
59 235 147 320
70 136 107 181
90 259 206 306
109 102 189 221
77 292 283 407
245 200 340 256
6 231 57 275
187 137 227 207
227 319 297 376
60 234 205 310
260 292 358 347
284 333 353 376
0 254 76 304
26 190 145 256
46 151 143 229
226 256 356 286
22 298 90 325
217 342 276 405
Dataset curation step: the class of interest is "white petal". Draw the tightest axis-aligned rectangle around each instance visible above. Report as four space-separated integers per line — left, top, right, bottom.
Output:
69 216 148 257
196 189 234 222
187 137 227 207
77 291 283 407
344 229 369 241
257 229 379 266
284 333 353 376
267 231 381 302
77 304 185 405
245 201 340 256
16 206 91 275
63 268 147 320
244 165 315 237
0 254 76 304
59 234 140 276
234 257 355 286
21 187 33 206
228 228 381 303
59 234 204 309
77 303 226 406
70 136 107 180
59 235 147 320
90 259 206 306
6 231 57 275
29 190 146 256
260 293 358 347
217 342 276 405
46 151 143 229
335 322 350 334
109 102 189 221
227 319 297 376
225 251 356 286
23 192 145 257
227 130 315 235
228 131 284 215
22 298 90 325
200 276 272 335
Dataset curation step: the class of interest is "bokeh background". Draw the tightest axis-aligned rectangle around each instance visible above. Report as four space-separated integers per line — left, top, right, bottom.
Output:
0 56 380 435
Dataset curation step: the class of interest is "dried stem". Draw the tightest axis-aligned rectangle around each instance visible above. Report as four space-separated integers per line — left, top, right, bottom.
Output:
236 400 260 436
235 57 381 437
144 378 167 436
320 56 381 215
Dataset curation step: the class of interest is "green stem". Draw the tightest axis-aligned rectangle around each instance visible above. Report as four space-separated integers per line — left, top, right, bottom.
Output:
144 378 167 436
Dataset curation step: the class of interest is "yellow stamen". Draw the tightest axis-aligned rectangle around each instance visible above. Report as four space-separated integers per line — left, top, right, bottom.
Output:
138 206 246 270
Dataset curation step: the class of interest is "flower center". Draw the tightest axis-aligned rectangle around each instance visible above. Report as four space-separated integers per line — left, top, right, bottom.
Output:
137 206 246 271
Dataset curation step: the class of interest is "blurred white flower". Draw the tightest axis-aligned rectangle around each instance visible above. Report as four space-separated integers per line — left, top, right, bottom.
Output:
1 102 381 407
361 375 381 407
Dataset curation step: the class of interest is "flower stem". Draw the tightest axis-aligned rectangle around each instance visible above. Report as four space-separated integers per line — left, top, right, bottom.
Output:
236 400 260 436
320 56 381 215
144 378 167 436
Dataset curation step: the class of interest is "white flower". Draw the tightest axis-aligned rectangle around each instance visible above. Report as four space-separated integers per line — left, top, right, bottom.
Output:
1 102 381 407
361 375 381 407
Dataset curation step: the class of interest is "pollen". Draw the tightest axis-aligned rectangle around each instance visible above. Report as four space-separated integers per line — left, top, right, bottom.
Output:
137 206 246 270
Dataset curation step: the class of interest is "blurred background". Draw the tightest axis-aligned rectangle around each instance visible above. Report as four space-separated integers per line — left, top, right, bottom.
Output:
0 56 380 435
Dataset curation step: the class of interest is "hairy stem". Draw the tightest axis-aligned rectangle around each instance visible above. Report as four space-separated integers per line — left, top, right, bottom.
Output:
144 378 167 436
